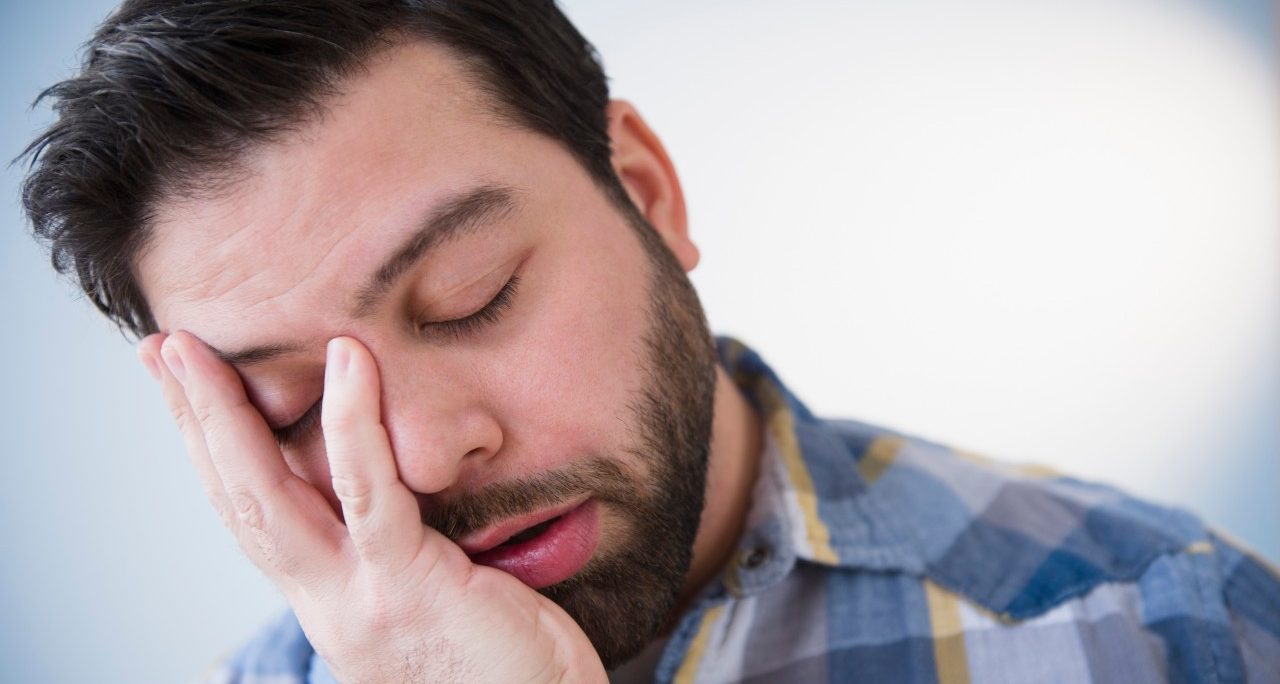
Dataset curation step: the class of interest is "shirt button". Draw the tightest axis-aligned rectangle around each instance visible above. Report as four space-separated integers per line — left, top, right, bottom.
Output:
742 546 771 569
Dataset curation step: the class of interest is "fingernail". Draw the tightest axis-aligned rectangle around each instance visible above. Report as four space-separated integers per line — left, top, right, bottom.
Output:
138 349 161 382
327 338 350 381
161 341 187 384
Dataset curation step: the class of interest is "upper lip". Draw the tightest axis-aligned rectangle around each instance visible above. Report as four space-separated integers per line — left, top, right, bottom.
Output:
454 496 589 556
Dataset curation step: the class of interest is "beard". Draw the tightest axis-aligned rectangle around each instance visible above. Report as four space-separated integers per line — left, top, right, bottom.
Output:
420 211 719 669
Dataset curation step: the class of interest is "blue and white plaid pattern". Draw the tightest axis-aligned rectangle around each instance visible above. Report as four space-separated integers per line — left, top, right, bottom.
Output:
206 337 1280 683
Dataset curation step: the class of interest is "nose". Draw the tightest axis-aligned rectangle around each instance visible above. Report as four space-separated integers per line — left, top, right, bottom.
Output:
373 347 504 495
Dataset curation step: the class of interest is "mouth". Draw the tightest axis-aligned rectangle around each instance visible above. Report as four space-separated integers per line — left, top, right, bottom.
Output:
454 497 600 589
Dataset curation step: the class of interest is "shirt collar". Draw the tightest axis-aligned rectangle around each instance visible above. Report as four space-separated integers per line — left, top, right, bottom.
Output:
717 336 927 593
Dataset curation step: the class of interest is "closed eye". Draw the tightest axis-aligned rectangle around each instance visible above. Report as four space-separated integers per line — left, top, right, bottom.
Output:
269 275 521 449
419 274 521 341
271 397 322 449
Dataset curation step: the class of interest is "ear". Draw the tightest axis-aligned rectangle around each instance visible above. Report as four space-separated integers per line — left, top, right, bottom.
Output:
606 100 700 272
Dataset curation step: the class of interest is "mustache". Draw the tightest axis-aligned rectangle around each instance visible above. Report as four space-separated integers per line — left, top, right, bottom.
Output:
418 456 639 540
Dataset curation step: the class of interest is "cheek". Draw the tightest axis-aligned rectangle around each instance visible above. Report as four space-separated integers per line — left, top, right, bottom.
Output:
490 230 651 473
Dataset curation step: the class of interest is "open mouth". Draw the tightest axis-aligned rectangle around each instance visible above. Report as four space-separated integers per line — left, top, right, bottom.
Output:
498 516 560 547
455 496 589 556
458 499 600 590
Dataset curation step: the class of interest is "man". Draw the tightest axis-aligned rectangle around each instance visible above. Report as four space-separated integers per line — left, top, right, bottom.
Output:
18 1 1279 682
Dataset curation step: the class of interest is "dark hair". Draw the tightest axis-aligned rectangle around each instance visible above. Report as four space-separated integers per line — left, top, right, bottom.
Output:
18 0 627 338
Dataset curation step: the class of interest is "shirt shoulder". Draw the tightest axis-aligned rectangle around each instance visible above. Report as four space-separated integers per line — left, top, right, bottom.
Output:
816 418 1224 619
1201 532 1280 682
710 337 1279 682
681 412 1280 683
820 419 1280 682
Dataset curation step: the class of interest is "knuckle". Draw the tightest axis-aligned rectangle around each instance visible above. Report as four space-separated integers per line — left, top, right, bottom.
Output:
350 524 387 559
192 402 218 429
221 494 305 581
168 402 195 432
212 499 298 578
331 475 374 518
226 487 266 532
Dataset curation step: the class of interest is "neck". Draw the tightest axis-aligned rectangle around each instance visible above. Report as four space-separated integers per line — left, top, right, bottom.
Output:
671 363 763 620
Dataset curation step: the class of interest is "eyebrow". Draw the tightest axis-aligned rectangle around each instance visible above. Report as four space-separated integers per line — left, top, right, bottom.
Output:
212 342 306 367
208 182 520 368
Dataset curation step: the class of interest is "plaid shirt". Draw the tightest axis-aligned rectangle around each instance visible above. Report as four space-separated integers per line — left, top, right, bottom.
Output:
206 337 1280 684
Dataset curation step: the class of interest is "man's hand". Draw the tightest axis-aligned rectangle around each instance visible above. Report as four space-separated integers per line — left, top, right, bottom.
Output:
138 331 606 684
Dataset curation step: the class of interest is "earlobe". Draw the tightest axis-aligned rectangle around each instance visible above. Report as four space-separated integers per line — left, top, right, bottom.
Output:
606 100 700 272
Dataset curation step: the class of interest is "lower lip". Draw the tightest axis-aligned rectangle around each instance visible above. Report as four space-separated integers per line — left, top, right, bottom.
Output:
468 499 600 589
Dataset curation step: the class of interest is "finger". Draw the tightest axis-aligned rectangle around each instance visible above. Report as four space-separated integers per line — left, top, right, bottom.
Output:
139 334 248 543
321 336 425 567
161 330 347 581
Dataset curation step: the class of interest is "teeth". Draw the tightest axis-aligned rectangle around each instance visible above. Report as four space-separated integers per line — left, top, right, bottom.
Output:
502 517 557 546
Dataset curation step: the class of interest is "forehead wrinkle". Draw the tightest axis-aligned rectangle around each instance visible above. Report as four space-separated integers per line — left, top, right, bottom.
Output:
148 224 347 348
139 40 528 339
166 218 333 316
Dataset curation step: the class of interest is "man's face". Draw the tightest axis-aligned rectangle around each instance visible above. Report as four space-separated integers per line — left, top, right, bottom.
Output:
135 41 717 666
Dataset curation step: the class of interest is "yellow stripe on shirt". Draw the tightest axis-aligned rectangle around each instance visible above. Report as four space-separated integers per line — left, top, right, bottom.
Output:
859 435 905 485
673 603 726 684
924 580 973 684
758 380 839 564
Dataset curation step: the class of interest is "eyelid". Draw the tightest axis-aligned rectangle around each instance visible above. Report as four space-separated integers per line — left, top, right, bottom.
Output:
418 273 521 341
271 397 322 449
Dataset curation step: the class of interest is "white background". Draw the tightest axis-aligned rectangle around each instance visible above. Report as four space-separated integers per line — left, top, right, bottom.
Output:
1 1 1275 681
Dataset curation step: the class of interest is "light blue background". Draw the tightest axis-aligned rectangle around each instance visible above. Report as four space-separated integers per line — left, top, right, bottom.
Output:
2 1 1275 682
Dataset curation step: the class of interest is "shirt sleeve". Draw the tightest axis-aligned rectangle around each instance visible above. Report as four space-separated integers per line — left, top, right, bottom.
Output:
1213 533 1280 683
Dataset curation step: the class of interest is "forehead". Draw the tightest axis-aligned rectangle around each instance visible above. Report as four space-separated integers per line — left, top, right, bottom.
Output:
135 39 544 340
